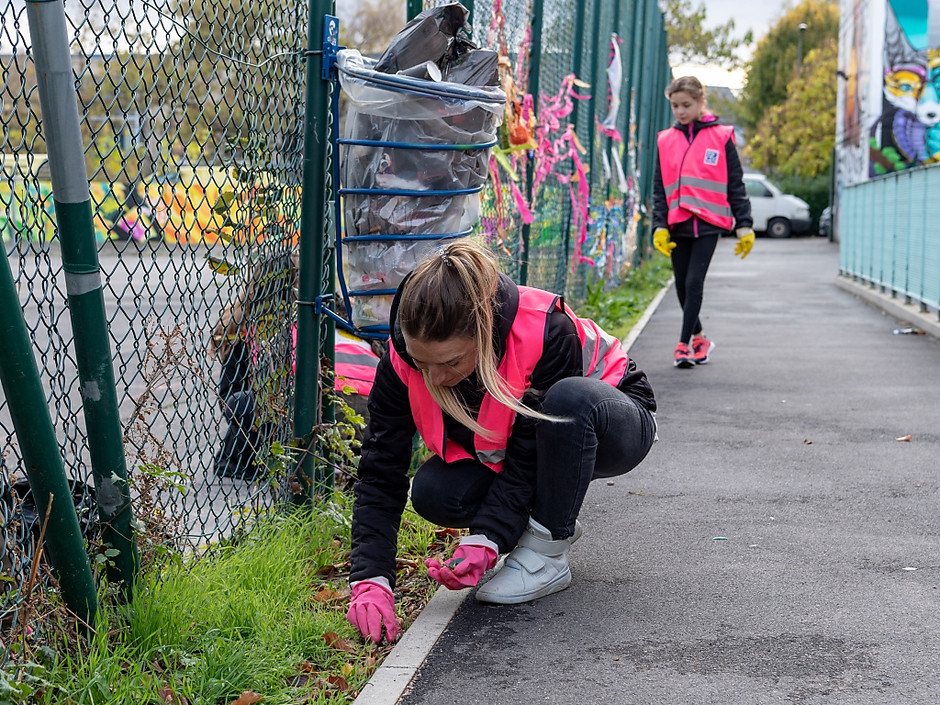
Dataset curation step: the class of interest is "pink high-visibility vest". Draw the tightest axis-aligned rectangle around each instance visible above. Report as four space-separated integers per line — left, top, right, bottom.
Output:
658 117 735 231
334 330 379 396
389 286 631 472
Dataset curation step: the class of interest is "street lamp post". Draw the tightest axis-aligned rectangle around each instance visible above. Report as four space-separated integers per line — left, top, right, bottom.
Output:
797 23 808 74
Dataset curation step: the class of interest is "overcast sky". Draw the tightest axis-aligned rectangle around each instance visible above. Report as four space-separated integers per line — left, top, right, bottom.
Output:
704 0 793 42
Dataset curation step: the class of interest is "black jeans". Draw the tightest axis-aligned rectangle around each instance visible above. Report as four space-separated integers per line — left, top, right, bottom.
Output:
671 233 719 343
410 377 656 541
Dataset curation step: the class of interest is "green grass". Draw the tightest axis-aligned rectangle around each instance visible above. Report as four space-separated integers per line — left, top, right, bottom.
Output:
24 497 451 705
577 254 673 341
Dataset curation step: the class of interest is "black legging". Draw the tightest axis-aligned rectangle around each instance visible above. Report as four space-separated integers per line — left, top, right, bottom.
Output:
671 234 719 344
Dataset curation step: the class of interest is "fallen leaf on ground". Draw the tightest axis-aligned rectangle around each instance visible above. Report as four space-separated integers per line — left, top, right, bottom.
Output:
229 692 262 705
327 675 350 690
158 688 189 705
288 674 313 688
323 632 357 653
313 587 343 602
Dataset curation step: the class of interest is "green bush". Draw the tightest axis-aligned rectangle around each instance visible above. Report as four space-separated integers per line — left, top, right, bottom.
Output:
772 172 831 231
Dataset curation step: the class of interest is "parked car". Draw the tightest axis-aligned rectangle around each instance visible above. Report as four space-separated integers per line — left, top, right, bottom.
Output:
818 205 832 237
742 172 812 238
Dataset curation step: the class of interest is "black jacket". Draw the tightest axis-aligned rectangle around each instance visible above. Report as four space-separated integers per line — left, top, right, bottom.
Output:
219 340 253 403
652 117 752 237
349 274 656 586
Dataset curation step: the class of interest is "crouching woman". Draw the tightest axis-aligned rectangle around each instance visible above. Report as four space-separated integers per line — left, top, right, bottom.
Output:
346 240 657 643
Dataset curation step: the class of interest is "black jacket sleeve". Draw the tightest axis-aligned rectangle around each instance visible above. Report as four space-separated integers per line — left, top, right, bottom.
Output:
617 356 657 413
726 138 752 229
349 355 417 587
467 310 583 552
652 150 668 231
219 340 252 403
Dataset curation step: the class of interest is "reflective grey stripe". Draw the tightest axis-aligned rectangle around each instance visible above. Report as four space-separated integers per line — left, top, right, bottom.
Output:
582 325 617 379
681 176 727 194
581 327 598 377
677 196 733 218
335 351 378 368
477 448 506 465
665 177 725 199
65 270 101 296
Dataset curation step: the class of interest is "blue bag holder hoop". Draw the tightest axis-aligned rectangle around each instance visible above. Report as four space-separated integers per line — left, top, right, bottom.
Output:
323 25 504 340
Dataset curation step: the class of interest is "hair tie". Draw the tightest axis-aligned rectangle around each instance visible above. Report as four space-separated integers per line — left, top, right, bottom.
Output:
440 249 454 268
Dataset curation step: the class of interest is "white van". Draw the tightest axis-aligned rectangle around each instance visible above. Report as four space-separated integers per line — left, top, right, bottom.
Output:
742 172 811 238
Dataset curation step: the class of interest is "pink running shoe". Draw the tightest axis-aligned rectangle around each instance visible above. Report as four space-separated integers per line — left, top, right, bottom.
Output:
673 342 694 368
691 335 715 364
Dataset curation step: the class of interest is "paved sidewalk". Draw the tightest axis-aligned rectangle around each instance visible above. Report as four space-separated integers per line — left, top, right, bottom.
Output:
365 237 940 705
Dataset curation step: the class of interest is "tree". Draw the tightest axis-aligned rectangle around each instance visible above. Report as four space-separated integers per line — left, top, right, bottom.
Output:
337 0 405 57
738 0 839 131
745 39 837 178
660 0 753 69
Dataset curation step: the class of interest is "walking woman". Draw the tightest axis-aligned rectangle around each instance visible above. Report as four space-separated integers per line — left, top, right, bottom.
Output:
346 240 657 643
652 75 754 368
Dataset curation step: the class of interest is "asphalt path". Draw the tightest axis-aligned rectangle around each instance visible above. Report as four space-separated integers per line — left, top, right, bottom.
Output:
397 236 940 704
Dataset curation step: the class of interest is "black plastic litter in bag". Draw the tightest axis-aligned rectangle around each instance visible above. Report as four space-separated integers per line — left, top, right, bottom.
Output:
373 3 471 74
335 3 505 330
442 47 500 87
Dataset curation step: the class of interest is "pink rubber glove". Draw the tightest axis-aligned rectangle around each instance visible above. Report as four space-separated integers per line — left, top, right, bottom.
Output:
426 540 498 590
346 580 401 644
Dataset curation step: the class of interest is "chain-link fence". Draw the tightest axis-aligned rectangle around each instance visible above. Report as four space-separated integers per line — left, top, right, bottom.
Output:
1 0 319 652
464 0 671 303
0 0 669 663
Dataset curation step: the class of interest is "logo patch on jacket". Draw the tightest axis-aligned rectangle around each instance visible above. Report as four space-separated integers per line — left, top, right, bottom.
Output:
704 149 720 166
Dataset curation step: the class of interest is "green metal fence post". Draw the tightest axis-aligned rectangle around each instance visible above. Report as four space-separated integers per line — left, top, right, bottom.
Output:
603 0 624 209
648 16 668 185
636 0 657 247
585 0 603 187
294 3 336 503
0 252 98 627
25 0 137 598
519 0 546 286
561 0 590 275
627 0 648 264
407 0 423 21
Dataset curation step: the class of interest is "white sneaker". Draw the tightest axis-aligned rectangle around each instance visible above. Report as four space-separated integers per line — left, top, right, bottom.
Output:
475 518 574 604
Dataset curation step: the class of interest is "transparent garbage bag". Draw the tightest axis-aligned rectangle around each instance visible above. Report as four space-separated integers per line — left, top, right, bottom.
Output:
336 46 504 328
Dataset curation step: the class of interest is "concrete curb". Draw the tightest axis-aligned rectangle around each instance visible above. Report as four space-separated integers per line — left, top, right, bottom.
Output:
622 283 672 351
350 280 674 705
835 275 940 341
351 587 468 705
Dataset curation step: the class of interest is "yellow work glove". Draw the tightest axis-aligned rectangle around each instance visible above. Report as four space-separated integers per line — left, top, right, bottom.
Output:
653 228 676 257
734 227 755 259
